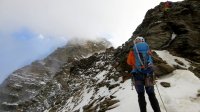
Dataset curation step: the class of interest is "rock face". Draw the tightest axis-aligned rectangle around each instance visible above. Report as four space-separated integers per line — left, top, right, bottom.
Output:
129 0 200 62
0 38 111 112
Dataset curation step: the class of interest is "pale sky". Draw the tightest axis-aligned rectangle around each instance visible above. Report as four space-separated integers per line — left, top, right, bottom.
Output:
0 0 183 83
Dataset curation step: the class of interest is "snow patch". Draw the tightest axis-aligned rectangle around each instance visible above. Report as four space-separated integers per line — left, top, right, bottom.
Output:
155 21 162 24
155 50 190 68
156 70 200 112
72 87 94 112
60 97 75 112
95 86 110 99
2 102 18 106
171 32 176 40
95 70 109 83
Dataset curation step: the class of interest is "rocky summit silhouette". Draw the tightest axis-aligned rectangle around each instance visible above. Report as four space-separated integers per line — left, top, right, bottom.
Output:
0 0 200 112
132 0 200 62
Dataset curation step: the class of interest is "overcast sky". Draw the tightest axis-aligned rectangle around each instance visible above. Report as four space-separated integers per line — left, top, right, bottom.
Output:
0 0 183 83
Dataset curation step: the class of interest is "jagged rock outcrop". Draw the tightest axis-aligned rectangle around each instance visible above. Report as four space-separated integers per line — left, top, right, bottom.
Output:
131 0 200 62
0 38 111 112
119 0 200 77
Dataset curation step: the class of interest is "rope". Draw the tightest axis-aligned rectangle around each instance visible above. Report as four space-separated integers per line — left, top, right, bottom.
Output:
155 82 168 112
131 75 134 90
134 42 144 67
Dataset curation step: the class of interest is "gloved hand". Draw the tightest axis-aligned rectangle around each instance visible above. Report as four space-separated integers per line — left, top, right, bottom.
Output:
143 62 154 75
148 62 153 68
131 69 137 75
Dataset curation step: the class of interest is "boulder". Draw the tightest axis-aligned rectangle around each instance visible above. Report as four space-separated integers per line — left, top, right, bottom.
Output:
154 63 175 77
160 82 171 88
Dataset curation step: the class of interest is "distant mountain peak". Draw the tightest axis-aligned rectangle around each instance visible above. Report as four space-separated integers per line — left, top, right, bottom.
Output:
0 38 112 111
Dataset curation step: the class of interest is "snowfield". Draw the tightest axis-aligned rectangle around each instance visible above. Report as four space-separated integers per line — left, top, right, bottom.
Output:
55 50 200 112
109 51 200 112
108 70 200 112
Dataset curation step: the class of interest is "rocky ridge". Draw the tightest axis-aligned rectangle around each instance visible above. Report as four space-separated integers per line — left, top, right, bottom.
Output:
0 38 111 112
15 47 178 112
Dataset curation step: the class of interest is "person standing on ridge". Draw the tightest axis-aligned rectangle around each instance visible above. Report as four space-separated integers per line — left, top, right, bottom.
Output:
163 1 172 19
127 36 161 112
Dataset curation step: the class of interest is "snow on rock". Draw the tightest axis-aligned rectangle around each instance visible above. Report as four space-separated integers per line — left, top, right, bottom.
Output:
14 45 200 112
59 97 74 112
72 87 95 112
155 50 191 69
2 102 18 106
95 86 110 98
59 50 199 112
107 70 200 112
95 70 109 83
171 32 176 40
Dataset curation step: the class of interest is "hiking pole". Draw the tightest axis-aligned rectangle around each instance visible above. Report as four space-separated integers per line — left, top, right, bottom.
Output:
131 75 134 90
155 82 168 112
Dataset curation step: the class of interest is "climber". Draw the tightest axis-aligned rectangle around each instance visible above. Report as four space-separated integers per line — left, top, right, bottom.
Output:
127 36 161 112
163 1 172 19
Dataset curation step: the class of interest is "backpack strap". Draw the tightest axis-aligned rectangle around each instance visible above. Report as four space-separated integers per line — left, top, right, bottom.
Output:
134 41 144 67
133 42 153 72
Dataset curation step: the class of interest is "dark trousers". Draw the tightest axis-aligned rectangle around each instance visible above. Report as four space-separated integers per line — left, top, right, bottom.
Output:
134 73 161 112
